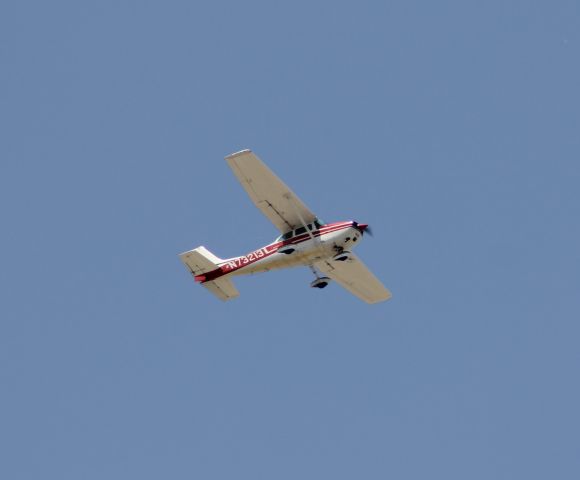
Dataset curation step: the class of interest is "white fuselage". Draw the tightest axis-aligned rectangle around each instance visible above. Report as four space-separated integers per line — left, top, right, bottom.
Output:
214 221 362 279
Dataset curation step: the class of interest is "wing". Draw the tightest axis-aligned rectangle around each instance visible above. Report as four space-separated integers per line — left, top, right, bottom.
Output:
225 149 317 232
313 254 392 304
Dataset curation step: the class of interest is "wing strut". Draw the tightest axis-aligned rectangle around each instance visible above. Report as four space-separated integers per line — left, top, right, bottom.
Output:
284 192 318 243
225 150 317 232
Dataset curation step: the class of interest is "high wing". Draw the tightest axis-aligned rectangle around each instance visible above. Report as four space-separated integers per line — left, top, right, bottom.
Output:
313 254 392 304
225 149 317 232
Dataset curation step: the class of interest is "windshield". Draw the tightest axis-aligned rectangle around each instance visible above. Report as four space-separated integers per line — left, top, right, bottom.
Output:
275 218 326 242
275 230 293 242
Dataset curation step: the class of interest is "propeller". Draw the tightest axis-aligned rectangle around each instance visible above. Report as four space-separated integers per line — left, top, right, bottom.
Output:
354 222 373 237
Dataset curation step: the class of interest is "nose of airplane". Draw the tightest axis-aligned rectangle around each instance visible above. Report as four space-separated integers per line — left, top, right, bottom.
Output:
353 222 373 236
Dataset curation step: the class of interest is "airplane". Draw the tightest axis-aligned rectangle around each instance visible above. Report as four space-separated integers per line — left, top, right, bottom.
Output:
179 149 392 304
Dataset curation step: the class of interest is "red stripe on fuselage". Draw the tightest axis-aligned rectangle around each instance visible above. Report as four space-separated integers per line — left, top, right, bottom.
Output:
201 221 354 282
286 221 351 245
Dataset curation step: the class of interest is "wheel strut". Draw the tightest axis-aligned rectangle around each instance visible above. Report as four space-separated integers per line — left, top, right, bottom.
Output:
309 265 330 289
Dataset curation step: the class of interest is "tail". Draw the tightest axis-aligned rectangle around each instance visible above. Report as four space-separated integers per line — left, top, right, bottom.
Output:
179 246 240 301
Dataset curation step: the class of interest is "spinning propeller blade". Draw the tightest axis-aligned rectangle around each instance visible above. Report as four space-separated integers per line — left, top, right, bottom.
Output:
354 222 373 237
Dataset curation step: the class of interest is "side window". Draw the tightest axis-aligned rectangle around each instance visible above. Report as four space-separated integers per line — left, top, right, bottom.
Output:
307 223 314 230
295 226 307 236
282 231 293 240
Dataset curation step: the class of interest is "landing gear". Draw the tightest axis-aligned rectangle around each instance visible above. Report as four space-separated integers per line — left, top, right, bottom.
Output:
309 265 331 289
311 277 330 289
331 244 352 262
333 251 352 262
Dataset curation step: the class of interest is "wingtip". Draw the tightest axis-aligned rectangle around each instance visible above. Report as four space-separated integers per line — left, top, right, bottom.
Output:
225 148 253 160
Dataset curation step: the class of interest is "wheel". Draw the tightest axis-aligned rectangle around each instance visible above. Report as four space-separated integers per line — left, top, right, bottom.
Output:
333 251 352 262
310 277 331 289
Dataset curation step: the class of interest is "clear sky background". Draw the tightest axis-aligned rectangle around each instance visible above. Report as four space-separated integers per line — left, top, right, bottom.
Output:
1 1 579 479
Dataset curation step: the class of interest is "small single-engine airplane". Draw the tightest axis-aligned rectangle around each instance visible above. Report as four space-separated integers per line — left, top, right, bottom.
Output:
179 149 392 304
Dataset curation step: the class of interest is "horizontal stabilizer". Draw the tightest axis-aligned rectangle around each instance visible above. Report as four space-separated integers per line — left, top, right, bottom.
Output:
202 278 240 301
179 246 240 301
179 246 223 276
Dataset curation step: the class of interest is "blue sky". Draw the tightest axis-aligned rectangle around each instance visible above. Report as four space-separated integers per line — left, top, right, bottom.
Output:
1 1 579 479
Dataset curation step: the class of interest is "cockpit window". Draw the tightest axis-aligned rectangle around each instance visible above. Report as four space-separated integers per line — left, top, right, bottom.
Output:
276 219 325 241
276 231 293 242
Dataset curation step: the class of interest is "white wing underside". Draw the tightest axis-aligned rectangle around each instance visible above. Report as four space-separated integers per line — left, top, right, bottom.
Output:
225 150 317 232
202 278 240 301
313 254 392 304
